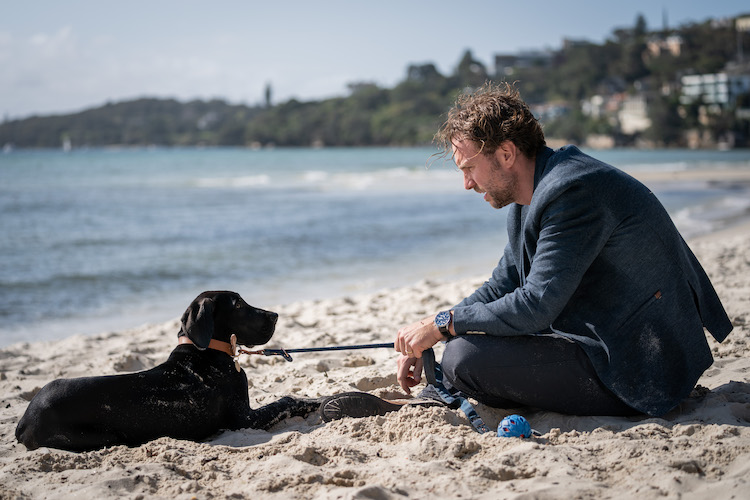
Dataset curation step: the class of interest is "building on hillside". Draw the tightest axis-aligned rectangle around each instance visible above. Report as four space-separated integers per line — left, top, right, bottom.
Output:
680 71 750 110
581 93 625 119
617 94 652 135
581 95 606 119
581 92 649 133
646 35 683 57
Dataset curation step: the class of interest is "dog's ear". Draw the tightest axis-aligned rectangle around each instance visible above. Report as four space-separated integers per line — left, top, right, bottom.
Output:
180 297 215 349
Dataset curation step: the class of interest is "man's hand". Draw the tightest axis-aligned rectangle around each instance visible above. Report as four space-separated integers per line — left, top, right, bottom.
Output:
396 355 424 394
394 315 445 393
395 315 444 359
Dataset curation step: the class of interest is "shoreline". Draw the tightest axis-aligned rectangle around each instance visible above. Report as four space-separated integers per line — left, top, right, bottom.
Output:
1 219 748 498
631 167 750 184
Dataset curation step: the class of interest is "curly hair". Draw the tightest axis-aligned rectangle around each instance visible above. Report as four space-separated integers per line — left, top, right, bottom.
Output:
434 82 545 160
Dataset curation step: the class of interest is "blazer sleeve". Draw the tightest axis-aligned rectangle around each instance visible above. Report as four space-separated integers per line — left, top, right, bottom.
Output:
452 183 613 336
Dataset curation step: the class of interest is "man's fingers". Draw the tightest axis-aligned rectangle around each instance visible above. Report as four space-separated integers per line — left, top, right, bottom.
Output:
396 355 423 393
396 356 411 392
395 329 409 354
399 379 412 394
412 357 424 384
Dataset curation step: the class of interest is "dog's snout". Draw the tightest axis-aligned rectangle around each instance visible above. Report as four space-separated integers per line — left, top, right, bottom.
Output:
268 312 279 325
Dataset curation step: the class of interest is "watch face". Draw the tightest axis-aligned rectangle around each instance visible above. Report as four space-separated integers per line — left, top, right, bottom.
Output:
435 311 451 327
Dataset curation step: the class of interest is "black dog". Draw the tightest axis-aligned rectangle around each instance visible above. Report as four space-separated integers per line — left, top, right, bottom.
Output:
16 291 321 452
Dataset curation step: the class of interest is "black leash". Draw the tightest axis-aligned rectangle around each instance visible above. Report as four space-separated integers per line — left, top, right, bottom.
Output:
423 348 491 434
239 342 394 362
240 342 491 434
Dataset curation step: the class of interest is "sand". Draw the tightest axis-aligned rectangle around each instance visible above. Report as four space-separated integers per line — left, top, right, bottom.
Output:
1 224 749 500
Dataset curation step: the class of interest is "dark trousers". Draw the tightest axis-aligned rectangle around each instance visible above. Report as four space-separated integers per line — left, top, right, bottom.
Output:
440 334 639 416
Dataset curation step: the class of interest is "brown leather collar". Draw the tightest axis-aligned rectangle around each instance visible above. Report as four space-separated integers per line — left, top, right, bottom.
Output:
178 336 235 357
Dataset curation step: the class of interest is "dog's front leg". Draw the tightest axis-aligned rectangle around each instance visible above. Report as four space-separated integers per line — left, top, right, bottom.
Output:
244 396 325 430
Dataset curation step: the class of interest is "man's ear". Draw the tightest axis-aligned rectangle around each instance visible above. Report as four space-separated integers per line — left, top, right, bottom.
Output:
495 140 517 168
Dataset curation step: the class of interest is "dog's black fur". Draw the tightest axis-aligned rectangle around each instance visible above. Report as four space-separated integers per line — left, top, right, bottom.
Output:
15 291 322 452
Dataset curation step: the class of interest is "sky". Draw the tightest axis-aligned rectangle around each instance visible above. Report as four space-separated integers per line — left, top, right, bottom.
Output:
2 1 749 119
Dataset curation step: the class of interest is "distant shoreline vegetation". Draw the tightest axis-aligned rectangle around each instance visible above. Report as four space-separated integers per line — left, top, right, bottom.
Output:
2 13 749 150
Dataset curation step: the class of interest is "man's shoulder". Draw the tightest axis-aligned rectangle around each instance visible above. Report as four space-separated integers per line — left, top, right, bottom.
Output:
531 145 647 214
547 145 610 172
539 145 636 188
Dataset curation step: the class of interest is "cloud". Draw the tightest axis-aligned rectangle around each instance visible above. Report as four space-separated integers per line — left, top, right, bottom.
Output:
28 25 75 57
0 26 105 116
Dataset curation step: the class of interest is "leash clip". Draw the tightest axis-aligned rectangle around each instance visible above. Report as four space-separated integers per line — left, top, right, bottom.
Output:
235 347 294 362
230 334 241 372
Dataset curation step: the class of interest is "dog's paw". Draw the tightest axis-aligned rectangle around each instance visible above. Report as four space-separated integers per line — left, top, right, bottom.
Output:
277 395 324 414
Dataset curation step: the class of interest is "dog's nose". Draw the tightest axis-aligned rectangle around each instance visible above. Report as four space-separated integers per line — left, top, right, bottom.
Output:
268 312 278 325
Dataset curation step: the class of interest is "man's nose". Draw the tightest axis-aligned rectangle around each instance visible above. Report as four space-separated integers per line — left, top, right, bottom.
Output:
463 172 475 190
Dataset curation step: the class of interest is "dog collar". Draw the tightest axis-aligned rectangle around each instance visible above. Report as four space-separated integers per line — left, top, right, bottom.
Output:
178 336 235 358
178 335 243 372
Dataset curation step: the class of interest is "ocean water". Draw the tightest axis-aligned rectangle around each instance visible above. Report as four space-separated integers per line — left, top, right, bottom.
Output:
1 146 749 347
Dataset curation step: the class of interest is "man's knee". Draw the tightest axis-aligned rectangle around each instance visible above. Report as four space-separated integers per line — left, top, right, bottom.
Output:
440 337 477 385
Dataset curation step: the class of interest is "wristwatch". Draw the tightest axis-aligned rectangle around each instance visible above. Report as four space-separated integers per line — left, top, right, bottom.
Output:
434 310 453 338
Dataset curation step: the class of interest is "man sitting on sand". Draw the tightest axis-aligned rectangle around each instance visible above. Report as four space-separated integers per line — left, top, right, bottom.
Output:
322 83 732 421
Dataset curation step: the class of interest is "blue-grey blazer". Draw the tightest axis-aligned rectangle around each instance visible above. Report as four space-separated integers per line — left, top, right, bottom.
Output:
452 146 733 416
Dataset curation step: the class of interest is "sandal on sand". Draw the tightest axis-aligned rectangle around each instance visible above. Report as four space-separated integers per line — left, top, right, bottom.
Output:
320 391 441 422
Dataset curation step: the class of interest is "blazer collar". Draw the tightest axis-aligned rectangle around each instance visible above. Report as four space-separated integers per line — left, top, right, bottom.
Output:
533 146 555 191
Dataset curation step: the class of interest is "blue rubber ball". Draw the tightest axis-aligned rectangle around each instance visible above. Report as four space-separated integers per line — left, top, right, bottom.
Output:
497 414 531 438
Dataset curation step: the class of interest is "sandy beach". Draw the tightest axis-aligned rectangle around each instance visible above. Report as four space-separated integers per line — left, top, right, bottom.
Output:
1 221 748 499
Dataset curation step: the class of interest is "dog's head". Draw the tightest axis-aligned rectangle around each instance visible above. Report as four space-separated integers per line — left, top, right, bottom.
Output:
178 291 277 350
